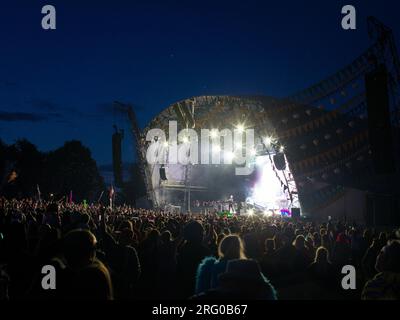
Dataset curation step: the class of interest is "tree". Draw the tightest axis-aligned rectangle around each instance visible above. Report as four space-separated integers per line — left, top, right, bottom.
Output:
0 139 8 189
121 162 146 206
44 140 105 202
0 139 44 198
0 139 6 181
14 139 44 197
0 139 105 201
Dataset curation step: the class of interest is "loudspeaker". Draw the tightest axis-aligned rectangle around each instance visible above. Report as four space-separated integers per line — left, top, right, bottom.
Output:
112 131 123 187
273 153 286 171
160 166 167 180
292 208 301 219
365 64 395 174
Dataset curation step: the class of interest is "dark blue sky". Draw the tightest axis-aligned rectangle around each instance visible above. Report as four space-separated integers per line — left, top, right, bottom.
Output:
1 0 400 165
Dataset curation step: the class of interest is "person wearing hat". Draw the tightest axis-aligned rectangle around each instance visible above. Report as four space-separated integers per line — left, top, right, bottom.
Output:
193 259 277 300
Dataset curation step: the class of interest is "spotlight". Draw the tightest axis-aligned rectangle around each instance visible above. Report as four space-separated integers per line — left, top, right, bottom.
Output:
279 145 285 153
182 136 189 144
247 209 254 216
163 141 169 148
210 129 218 139
264 137 272 146
236 124 245 133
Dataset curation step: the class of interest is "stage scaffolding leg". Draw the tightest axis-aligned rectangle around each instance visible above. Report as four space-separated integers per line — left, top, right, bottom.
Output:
183 163 192 213
188 184 191 213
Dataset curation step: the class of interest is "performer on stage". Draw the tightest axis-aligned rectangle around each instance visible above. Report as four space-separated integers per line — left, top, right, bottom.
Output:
228 195 235 213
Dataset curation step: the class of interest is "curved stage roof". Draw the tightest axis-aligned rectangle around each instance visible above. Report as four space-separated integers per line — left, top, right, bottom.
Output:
138 21 400 219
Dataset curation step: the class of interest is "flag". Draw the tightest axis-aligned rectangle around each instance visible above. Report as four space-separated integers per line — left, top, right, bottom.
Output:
36 184 41 201
109 185 115 199
7 171 18 183
109 185 115 209
97 191 104 203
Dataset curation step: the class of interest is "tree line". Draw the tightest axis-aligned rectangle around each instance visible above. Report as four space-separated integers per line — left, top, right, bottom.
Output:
0 139 105 202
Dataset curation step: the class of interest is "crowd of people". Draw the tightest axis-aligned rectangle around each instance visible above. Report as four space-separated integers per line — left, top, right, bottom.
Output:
0 197 399 300
192 199 239 213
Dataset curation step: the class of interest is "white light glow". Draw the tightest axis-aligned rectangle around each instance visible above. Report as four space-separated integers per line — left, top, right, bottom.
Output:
225 151 235 161
213 145 221 153
256 156 266 167
264 210 274 217
210 129 218 139
182 137 189 144
264 137 272 146
249 155 290 210
236 124 245 133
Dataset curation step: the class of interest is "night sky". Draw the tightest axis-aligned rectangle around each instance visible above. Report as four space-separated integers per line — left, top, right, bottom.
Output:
1 0 400 165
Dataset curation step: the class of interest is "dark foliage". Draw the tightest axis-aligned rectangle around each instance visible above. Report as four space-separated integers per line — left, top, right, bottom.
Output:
0 139 104 201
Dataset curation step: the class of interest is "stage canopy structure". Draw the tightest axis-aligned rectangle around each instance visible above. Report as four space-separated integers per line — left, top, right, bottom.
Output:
122 17 400 223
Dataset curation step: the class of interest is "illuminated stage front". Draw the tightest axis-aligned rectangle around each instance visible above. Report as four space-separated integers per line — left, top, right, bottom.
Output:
247 155 299 212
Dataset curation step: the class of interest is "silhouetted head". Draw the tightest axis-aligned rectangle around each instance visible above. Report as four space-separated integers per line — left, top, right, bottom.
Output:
46 203 59 215
147 229 160 242
183 221 204 243
119 220 133 231
379 232 387 244
63 229 97 269
119 228 134 246
80 213 90 225
161 230 172 243
219 235 246 260
375 240 400 273
314 246 330 264
293 235 305 250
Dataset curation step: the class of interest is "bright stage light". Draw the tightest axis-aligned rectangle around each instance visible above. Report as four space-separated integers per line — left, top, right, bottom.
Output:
213 145 221 153
225 151 235 161
263 210 274 217
279 145 285 152
247 209 254 216
163 141 169 148
249 155 290 210
256 156 265 166
210 129 218 139
234 144 242 152
264 136 272 146
250 149 257 156
236 124 245 133
182 136 189 144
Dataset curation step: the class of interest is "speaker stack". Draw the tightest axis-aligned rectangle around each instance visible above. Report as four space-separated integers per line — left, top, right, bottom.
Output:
365 64 395 175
